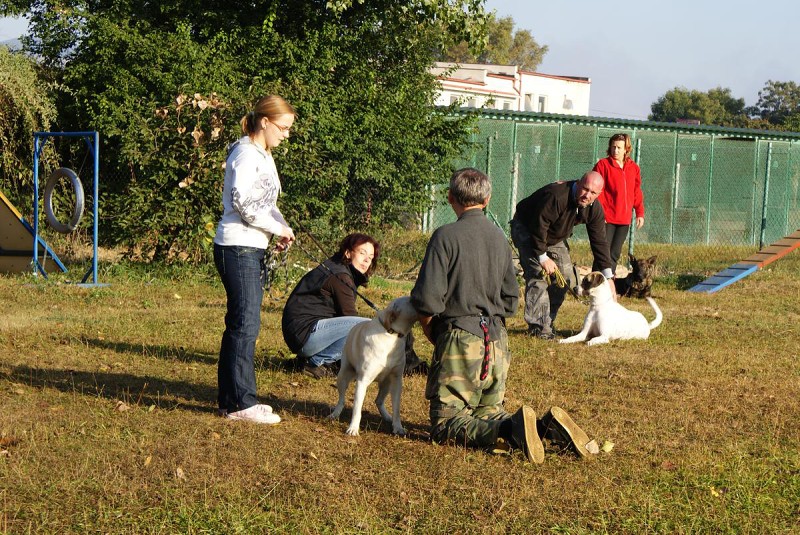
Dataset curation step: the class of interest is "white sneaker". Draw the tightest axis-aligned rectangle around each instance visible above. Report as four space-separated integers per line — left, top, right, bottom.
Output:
218 405 273 418
226 404 281 425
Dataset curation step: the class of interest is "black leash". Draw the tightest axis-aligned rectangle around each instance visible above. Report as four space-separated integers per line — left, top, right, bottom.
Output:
290 231 381 313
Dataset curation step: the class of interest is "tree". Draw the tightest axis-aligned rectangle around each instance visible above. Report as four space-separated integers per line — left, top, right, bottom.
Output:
746 80 800 126
439 13 548 71
3 0 488 261
649 86 746 126
0 44 57 208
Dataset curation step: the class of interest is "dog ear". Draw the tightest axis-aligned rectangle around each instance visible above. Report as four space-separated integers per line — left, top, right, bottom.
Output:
588 272 605 287
387 305 399 325
629 254 637 263
646 255 657 265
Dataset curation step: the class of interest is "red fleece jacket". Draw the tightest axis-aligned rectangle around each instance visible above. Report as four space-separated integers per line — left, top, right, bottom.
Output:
594 156 644 225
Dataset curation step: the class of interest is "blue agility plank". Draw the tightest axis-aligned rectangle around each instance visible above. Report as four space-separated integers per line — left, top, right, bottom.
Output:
688 263 759 293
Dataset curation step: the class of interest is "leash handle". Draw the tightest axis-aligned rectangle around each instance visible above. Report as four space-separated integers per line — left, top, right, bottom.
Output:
479 316 490 381
542 266 586 304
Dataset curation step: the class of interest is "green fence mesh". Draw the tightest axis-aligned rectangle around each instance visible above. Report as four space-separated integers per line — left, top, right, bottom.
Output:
424 109 800 270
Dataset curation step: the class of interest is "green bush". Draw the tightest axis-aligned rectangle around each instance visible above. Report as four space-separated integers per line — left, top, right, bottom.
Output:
17 1 487 262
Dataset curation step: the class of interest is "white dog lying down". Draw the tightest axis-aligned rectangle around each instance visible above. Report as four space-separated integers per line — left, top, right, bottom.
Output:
560 272 662 346
329 296 419 436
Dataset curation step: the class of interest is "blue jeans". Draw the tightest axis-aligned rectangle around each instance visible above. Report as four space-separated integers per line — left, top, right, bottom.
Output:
300 316 370 366
214 243 267 413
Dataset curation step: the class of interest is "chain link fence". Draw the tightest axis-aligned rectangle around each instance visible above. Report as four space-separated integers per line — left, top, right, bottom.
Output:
422 109 800 272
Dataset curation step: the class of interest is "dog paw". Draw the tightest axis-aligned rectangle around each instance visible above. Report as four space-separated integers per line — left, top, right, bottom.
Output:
345 427 360 436
392 426 406 436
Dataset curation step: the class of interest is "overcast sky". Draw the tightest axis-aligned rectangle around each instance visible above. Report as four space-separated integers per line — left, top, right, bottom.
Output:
0 16 25 42
5 3 800 121
486 0 800 120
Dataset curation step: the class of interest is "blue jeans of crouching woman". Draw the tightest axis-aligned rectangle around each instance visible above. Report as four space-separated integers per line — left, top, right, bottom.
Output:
214 243 268 413
300 316 371 367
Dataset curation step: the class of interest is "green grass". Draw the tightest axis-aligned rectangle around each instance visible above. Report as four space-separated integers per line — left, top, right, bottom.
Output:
1 239 799 534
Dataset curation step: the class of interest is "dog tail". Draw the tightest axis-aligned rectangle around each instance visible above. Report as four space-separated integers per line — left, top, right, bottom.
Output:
645 297 663 330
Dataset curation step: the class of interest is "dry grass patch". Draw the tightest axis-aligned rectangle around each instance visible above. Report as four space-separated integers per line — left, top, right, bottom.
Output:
1 246 798 533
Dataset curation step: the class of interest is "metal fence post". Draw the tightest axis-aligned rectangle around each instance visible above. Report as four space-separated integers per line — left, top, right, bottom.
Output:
510 152 520 219
760 142 772 249
706 135 715 245
671 162 680 244
556 122 563 180
486 135 493 175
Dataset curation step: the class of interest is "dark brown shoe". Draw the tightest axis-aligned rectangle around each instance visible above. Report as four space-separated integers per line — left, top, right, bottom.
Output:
303 364 332 379
510 406 545 463
527 326 556 340
539 406 592 458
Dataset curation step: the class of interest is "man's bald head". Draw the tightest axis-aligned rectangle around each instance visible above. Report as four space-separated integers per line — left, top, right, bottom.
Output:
576 171 604 207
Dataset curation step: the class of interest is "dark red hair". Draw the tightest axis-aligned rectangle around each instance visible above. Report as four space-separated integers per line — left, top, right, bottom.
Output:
336 233 380 275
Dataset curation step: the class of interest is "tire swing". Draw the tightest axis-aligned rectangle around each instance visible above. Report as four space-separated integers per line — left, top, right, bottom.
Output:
44 167 85 233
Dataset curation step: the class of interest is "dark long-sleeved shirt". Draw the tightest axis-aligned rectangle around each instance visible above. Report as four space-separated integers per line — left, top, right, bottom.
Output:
281 257 366 353
411 208 518 341
512 180 613 273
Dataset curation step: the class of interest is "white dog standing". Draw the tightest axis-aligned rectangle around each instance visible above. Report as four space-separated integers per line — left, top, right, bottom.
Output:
329 296 419 436
560 272 662 346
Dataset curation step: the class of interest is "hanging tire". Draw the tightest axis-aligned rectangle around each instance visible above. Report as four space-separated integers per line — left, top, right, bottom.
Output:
45 167 85 234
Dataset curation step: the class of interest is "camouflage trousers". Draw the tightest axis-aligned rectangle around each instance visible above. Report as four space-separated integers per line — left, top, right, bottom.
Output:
426 326 511 448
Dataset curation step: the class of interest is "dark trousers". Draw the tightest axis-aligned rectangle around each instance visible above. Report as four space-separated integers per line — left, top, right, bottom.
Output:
214 243 267 413
510 219 576 335
605 223 630 268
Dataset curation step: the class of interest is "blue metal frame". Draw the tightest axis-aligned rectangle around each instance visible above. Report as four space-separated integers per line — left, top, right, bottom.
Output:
32 131 104 286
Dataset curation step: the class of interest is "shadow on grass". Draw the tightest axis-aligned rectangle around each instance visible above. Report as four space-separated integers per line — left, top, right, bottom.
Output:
8 364 432 439
674 274 706 290
658 273 708 290
11 364 217 413
79 336 218 366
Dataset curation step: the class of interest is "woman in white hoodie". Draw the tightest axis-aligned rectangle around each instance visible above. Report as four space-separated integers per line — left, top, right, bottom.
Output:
213 95 296 424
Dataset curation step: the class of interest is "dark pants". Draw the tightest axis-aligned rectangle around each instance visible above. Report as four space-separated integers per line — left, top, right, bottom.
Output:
605 223 630 269
510 219 576 335
214 243 267 413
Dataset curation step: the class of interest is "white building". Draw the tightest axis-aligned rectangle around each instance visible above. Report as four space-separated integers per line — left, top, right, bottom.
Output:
431 62 591 116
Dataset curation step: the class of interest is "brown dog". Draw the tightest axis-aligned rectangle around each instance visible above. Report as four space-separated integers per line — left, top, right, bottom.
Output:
614 255 657 298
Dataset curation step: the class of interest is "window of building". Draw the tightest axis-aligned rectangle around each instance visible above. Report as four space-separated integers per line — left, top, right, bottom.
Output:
524 94 534 112
537 95 547 113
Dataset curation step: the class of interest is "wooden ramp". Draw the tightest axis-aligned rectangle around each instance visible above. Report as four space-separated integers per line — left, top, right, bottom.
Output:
0 189 66 274
688 230 800 293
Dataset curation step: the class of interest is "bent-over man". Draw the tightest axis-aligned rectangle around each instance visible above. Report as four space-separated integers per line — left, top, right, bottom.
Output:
510 171 614 340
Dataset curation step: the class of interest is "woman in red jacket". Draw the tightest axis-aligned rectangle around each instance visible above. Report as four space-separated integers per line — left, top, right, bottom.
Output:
593 133 645 269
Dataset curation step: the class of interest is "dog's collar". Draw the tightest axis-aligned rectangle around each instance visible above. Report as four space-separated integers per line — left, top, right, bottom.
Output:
385 326 405 338
380 313 405 337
